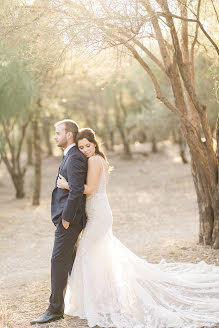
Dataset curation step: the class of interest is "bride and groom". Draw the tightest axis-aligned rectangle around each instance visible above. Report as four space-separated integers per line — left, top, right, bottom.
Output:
31 119 219 328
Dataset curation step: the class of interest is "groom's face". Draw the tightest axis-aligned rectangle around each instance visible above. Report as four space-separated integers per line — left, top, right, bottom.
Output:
54 124 68 148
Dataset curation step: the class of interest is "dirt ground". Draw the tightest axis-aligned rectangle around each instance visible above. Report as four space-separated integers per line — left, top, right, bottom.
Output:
0 141 219 328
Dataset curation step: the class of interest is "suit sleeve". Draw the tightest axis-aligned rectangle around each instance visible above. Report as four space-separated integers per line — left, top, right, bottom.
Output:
61 154 87 223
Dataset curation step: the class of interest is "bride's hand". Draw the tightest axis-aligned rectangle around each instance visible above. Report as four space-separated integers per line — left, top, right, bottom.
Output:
57 174 69 190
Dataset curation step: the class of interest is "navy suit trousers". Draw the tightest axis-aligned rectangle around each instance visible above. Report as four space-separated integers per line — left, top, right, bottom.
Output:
49 219 83 313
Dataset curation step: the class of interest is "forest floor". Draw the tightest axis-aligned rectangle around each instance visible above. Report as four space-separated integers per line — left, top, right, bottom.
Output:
0 141 219 328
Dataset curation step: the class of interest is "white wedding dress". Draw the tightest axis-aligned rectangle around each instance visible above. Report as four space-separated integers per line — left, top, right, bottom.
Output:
64 156 219 328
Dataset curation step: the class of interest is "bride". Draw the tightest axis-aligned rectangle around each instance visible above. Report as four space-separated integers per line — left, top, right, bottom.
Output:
57 128 219 328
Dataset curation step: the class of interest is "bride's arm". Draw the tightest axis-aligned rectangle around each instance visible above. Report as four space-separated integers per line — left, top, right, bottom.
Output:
84 156 102 195
57 156 102 195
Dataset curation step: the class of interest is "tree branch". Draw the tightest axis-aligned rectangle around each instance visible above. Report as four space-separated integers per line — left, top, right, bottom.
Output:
156 11 219 56
190 0 201 87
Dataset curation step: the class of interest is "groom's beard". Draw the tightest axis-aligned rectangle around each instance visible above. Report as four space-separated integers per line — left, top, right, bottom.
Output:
57 137 67 148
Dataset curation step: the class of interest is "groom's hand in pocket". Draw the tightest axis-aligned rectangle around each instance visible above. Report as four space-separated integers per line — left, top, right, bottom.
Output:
62 219 70 229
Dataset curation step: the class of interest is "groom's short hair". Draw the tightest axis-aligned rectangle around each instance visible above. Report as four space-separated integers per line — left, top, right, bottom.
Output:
55 119 79 141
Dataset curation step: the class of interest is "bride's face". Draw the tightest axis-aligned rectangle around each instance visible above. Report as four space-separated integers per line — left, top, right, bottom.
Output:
78 138 96 158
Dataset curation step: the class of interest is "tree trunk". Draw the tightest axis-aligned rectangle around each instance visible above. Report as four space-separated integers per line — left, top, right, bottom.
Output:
171 126 178 144
117 121 131 157
32 117 41 206
179 146 188 164
212 195 219 249
102 106 115 152
191 159 214 245
151 137 158 153
178 129 188 164
100 128 110 151
42 119 53 156
109 130 115 151
27 137 33 165
2 156 26 198
114 95 132 158
122 137 131 157
1 145 27 199
11 171 25 199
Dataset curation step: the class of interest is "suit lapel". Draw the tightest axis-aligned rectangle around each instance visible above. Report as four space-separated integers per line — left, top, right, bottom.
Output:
59 146 76 172
54 146 76 189
59 154 68 172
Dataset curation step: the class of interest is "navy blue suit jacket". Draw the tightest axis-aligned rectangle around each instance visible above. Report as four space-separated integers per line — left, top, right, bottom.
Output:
51 146 88 228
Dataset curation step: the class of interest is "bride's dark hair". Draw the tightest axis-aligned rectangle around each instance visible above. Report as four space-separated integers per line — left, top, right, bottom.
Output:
76 128 107 162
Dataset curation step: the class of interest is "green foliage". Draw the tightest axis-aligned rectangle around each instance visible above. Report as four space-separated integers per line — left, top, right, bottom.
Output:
0 52 37 121
127 105 174 143
120 59 175 143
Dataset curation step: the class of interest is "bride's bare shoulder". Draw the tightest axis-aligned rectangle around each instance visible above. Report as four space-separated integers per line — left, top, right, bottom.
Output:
88 155 103 166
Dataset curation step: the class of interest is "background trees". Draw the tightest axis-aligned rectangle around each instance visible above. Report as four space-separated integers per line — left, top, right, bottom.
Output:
0 0 218 247
0 0 68 203
43 0 219 247
0 55 37 198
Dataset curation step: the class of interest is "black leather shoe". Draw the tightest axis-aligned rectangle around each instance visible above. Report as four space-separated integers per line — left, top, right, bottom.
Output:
30 309 64 325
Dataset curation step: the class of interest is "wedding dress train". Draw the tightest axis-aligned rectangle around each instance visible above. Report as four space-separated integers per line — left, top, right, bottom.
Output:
64 156 219 328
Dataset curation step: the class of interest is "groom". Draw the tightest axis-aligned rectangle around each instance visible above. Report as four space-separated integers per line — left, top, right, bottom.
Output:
31 119 88 325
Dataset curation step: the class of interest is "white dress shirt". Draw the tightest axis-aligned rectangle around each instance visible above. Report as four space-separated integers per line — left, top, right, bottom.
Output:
63 143 76 156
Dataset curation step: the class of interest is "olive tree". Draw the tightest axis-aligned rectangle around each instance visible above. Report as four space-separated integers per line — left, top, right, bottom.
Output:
44 0 219 247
